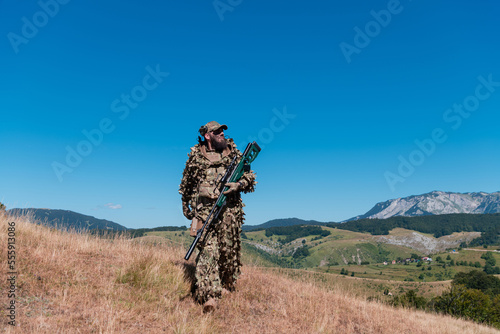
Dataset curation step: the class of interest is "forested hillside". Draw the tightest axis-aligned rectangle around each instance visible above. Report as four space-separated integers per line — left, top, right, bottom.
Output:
333 213 500 244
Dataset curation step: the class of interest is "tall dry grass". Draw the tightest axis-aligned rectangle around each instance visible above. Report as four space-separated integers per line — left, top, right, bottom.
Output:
1 213 499 333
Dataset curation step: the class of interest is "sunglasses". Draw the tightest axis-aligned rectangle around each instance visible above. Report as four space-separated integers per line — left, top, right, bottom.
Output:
212 128 224 135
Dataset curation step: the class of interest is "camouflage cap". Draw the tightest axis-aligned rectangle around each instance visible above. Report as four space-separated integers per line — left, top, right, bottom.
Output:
199 121 228 136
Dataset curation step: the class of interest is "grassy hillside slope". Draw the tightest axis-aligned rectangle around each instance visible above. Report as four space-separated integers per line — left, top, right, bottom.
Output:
1 213 499 333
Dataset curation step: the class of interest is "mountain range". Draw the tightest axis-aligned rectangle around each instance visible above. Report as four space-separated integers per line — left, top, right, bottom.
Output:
348 191 500 221
8 191 500 232
7 208 127 231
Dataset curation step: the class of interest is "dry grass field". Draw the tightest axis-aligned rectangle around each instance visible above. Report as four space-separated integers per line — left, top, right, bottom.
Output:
1 212 499 333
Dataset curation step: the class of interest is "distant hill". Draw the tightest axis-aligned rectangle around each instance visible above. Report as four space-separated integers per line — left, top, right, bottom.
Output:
129 225 187 238
334 213 500 241
348 191 500 221
243 218 335 231
7 208 127 231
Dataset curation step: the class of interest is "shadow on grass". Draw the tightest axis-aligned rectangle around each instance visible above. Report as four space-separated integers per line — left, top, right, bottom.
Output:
177 260 197 301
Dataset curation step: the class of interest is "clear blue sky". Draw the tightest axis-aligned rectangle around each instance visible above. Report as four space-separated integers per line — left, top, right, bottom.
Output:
1 0 499 229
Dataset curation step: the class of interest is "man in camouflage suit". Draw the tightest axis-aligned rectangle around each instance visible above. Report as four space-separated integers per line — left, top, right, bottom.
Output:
179 121 256 312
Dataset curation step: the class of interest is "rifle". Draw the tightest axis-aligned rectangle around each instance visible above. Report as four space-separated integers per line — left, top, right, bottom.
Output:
184 141 261 260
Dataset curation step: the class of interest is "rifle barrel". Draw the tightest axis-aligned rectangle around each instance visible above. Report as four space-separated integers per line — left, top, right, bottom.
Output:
185 233 200 260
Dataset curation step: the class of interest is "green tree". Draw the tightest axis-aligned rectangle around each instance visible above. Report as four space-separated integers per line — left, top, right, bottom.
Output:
491 295 500 328
392 290 427 309
484 264 500 275
432 285 492 324
481 252 496 266
453 270 500 297
292 246 310 259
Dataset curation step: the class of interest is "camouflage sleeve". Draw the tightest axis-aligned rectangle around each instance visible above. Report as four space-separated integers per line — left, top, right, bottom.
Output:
238 170 257 194
179 149 199 204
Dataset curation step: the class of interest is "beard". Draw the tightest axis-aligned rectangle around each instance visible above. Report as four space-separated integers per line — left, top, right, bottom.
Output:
211 134 228 152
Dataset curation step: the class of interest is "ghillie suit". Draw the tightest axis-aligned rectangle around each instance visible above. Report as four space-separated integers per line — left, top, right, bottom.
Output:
179 138 256 303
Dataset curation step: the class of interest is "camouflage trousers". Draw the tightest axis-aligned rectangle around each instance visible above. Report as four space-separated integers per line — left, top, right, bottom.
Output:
194 204 243 304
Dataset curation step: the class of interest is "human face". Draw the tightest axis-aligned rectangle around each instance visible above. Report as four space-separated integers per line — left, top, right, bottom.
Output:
209 128 227 151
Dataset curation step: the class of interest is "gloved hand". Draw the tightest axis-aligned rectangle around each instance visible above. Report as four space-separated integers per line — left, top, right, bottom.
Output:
182 202 194 219
223 182 241 195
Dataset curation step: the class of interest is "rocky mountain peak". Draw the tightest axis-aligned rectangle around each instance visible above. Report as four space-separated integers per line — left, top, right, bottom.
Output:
349 191 500 221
